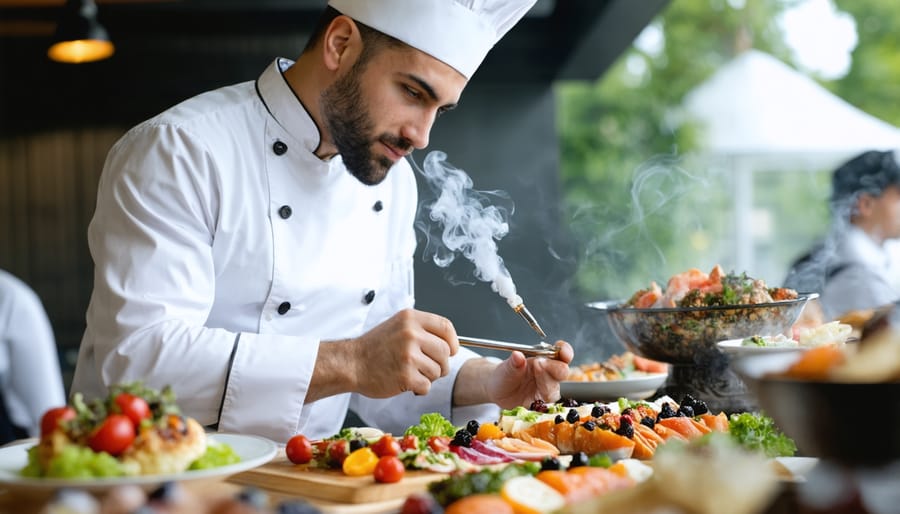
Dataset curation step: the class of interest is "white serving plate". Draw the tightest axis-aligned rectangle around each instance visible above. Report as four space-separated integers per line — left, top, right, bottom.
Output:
560 373 668 402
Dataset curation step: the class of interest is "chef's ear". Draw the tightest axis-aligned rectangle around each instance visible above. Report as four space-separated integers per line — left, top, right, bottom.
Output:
322 15 359 71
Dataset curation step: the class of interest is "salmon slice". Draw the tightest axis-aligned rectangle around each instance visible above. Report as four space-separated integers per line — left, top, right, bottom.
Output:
572 425 635 460
699 412 729 432
656 416 708 439
653 422 689 442
631 423 665 460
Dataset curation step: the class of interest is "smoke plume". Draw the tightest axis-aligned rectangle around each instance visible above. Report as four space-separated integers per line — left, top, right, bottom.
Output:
414 151 523 307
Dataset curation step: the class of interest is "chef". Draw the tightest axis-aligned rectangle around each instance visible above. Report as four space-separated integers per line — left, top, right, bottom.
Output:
71 0 574 443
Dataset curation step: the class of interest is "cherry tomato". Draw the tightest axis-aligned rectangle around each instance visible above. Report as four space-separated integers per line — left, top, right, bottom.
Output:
88 414 136 456
370 434 401 457
399 434 419 451
40 406 76 437
373 455 405 483
327 439 350 466
427 435 450 454
114 393 151 428
285 434 314 464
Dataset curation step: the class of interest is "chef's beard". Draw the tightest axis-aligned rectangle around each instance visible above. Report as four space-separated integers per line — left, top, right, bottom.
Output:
321 63 412 186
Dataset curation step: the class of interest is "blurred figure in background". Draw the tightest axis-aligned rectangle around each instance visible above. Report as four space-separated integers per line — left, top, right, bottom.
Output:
785 150 900 321
0 269 65 443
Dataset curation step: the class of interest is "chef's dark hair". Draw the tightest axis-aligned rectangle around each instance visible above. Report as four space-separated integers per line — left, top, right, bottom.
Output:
303 5 407 69
830 149 900 216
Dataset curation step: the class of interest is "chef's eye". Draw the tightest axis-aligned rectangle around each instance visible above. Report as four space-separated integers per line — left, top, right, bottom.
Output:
404 86 422 100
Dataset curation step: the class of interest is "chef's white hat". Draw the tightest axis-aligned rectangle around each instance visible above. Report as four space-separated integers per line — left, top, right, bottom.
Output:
327 0 537 79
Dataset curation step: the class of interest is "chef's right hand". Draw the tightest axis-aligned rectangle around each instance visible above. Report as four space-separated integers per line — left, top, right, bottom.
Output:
350 308 458 398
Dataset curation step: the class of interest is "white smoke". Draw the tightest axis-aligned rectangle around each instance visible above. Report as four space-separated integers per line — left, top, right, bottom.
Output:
415 151 523 308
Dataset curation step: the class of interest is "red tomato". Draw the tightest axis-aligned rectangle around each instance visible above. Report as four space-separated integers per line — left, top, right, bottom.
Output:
40 406 75 437
285 434 314 464
88 414 136 456
327 439 350 466
373 455 405 483
114 393 151 428
399 434 419 451
427 435 450 454
370 434 401 457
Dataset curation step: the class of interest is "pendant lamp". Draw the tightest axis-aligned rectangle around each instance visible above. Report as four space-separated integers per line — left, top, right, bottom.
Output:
47 0 115 64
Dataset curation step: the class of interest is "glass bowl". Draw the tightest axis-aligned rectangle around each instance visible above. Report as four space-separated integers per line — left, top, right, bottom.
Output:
587 294 817 365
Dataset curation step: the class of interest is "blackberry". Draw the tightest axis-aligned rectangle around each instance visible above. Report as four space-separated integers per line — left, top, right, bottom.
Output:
657 402 676 420
640 416 655 429
561 398 580 408
591 404 609 418
554 414 564 424
452 428 473 447
566 408 580 424
677 405 694 418
681 394 709 415
349 439 367 452
615 417 634 438
529 399 549 413
466 420 480 436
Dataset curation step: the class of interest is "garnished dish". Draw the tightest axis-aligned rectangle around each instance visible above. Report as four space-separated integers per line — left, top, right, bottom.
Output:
0 382 276 494
562 352 668 402
717 320 852 355
588 265 814 364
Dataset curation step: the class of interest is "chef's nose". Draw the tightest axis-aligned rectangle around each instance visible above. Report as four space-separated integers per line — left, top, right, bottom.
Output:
402 112 435 150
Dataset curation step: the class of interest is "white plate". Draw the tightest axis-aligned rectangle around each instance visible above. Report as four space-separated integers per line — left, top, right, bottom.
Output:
717 337 808 356
560 373 668 402
0 433 277 494
772 456 819 482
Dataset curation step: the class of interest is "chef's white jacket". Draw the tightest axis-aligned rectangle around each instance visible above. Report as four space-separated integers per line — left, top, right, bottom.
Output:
0 270 66 436
820 226 900 320
72 58 497 443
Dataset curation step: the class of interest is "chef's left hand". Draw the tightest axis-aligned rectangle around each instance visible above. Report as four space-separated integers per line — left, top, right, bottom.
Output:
486 341 574 409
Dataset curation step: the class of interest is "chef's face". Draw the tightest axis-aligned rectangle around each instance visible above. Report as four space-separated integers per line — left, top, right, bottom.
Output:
871 185 900 240
321 44 466 185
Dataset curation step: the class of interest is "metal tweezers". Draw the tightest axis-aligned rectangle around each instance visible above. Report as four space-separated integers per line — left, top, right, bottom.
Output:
458 336 559 357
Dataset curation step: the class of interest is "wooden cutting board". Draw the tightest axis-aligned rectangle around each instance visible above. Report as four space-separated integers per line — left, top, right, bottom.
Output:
229 451 447 504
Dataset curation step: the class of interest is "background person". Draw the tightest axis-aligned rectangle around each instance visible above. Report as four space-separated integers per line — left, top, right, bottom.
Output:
72 0 573 444
784 149 900 321
0 269 66 443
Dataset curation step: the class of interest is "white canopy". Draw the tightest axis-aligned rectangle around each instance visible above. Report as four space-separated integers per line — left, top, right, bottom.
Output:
684 49 900 167
681 49 900 278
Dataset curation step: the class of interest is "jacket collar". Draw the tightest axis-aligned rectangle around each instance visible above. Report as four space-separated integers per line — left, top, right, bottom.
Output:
256 58 322 156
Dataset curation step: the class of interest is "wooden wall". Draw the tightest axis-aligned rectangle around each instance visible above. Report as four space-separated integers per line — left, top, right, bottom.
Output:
0 128 125 388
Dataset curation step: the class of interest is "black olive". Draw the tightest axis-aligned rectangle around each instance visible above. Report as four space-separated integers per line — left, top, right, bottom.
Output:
554 414 564 424
466 420 480 436
569 452 589 468
566 408 580 424
540 456 561 471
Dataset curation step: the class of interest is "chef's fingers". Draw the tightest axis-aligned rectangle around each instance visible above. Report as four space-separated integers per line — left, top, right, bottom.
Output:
419 333 452 378
416 311 459 356
552 341 575 364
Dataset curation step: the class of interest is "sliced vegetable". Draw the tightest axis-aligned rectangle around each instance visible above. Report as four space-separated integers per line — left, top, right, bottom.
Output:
500 475 566 514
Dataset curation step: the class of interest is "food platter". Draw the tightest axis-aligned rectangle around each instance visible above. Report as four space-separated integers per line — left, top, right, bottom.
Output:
560 373 668 402
0 433 277 495
717 337 808 356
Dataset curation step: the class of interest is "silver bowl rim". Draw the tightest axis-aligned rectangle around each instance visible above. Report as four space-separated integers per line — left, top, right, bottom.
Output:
585 292 818 314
